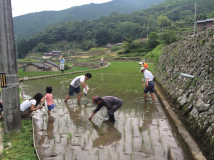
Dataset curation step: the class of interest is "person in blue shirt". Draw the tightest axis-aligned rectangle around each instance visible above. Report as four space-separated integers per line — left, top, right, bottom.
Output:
59 56 66 73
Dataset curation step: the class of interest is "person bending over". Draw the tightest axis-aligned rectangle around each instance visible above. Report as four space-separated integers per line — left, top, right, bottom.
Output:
64 73 92 103
89 96 123 122
20 93 43 119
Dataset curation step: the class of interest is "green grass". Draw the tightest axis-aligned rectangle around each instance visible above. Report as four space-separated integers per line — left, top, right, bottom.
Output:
144 44 166 62
0 119 37 159
18 66 91 79
89 48 108 52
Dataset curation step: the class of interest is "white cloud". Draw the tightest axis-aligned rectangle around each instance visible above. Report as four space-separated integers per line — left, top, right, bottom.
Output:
11 0 112 17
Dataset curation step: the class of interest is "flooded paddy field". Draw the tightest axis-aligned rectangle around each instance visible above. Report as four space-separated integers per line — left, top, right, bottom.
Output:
20 62 187 160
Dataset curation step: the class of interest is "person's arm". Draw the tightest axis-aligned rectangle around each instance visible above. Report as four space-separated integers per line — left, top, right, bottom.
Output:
31 104 43 111
146 78 149 88
88 112 95 120
40 97 45 103
64 60 66 66
81 81 89 93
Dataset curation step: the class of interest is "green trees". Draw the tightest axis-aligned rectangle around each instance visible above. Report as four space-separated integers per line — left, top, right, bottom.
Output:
95 27 111 46
17 39 30 58
147 32 160 48
157 15 171 27
35 42 49 52
80 40 95 51
161 31 177 45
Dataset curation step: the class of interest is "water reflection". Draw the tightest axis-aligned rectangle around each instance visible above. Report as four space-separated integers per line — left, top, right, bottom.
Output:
47 115 55 140
90 121 122 147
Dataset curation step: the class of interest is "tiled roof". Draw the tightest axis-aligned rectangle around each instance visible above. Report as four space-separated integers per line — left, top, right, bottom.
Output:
44 61 60 68
197 18 214 23
26 63 50 69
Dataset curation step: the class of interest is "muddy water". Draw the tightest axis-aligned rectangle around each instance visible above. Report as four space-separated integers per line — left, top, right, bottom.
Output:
20 70 186 160
21 82 186 160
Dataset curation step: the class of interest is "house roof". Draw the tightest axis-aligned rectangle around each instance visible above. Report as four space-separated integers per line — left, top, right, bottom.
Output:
44 61 60 68
25 63 50 69
197 18 214 23
52 50 61 53
43 53 52 56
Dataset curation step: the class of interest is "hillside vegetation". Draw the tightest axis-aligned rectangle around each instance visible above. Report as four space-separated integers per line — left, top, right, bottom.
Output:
13 0 165 40
17 0 214 59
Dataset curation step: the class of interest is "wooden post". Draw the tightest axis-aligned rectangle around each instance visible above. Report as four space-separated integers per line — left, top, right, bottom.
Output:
0 0 21 133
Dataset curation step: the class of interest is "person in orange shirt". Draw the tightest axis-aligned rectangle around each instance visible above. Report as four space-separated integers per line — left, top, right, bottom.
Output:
41 86 55 115
139 61 149 69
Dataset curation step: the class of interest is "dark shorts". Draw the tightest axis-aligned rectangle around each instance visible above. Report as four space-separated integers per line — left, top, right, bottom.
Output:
68 85 81 96
21 107 32 118
47 104 55 111
144 81 155 93
108 99 123 116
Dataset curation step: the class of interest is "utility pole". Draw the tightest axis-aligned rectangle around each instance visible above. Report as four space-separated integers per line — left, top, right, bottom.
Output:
73 42 75 55
147 27 149 39
14 35 18 69
69 44 70 66
0 0 21 133
194 2 196 36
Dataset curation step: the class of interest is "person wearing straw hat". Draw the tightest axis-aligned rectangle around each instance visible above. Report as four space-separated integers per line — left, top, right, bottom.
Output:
140 67 155 104
89 96 123 122
100 57 104 67
59 56 66 73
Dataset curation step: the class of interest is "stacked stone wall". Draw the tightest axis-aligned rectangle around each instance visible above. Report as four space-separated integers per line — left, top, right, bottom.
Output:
154 28 214 154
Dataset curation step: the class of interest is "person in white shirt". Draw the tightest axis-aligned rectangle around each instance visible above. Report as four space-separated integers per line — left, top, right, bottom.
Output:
64 73 92 103
140 67 155 103
20 93 43 119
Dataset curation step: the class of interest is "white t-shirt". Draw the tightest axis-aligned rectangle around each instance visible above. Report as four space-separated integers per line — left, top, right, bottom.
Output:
20 99 36 111
143 70 154 82
70 75 85 88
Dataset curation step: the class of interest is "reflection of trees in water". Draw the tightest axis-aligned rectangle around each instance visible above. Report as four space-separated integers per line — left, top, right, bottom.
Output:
140 103 155 133
47 116 55 140
65 103 88 127
90 121 122 147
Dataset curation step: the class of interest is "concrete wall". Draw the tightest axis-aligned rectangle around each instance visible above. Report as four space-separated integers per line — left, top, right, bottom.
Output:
197 23 204 30
207 21 214 29
25 65 39 71
154 28 214 152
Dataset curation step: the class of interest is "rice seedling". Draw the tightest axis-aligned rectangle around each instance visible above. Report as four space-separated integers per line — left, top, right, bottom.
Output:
97 150 100 160
51 145 56 154
63 152 66 160
142 134 144 144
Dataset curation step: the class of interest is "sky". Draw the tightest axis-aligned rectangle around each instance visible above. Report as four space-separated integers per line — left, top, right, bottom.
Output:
11 0 112 17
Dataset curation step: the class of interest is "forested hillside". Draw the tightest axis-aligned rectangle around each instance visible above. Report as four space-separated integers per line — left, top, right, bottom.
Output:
13 0 165 40
17 0 214 58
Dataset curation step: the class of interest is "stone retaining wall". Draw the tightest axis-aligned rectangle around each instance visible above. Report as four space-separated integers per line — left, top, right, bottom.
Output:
154 28 214 157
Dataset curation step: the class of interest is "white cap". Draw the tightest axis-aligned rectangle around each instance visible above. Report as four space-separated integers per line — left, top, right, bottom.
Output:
140 67 146 71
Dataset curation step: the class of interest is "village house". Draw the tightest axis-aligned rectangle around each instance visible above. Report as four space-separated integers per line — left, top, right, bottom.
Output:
197 18 214 30
24 61 60 72
43 50 61 59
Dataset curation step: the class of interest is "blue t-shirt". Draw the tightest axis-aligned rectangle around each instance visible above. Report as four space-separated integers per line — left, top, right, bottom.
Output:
59 59 65 64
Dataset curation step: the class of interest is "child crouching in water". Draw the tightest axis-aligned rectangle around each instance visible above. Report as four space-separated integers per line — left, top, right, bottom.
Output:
41 86 55 115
